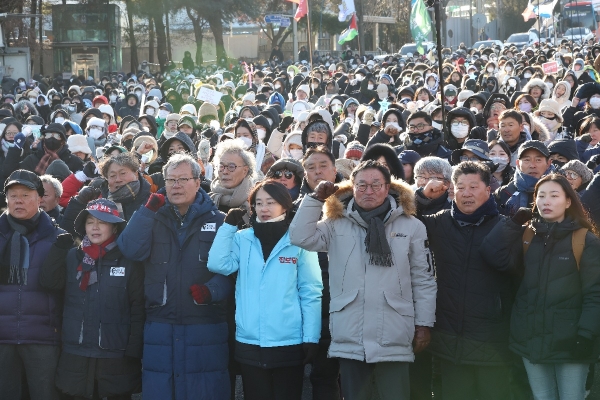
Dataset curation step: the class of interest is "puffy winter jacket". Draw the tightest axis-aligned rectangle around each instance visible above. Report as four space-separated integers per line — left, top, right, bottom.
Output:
0 211 64 345
290 180 437 363
418 209 516 366
208 223 322 347
481 217 600 364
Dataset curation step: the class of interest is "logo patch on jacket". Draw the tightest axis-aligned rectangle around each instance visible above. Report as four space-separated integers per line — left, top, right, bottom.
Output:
279 257 298 264
201 223 216 232
390 232 407 238
110 267 125 277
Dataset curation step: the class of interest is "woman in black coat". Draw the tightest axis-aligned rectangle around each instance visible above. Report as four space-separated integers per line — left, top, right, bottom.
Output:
482 174 600 400
40 199 144 400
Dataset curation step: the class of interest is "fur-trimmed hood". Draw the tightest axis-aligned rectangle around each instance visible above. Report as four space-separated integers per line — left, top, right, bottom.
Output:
323 179 416 220
523 78 550 101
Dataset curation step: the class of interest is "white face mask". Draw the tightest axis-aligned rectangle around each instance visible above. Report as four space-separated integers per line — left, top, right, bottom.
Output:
141 150 154 164
289 149 303 160
490 156 509 172
158 110 169 119
19 82 26 88
386 121 401 131
524 72 532 79
256 128 266 140
29 97 37 103
88 127 104 139
450 124 469 138
368 84 374 90
312 84 319 89
487 68 494 73
146 107 155 115
431 121 442 130
355 74 364 81
109 95 117 102
239 136 252 149
505 66 512 72
590 97 600 109
54 117 65 124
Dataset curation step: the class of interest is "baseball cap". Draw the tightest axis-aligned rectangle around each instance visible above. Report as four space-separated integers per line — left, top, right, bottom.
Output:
518 140 550 159
74 199 126 236
4 170 44 197
451 139 490 164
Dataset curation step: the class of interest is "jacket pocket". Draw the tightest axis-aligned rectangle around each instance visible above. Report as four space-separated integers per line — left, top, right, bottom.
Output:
551 310 579 351
378 291 415 347
329 289 361 345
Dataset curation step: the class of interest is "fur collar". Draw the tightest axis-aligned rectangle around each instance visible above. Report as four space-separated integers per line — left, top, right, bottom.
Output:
323 179 416 220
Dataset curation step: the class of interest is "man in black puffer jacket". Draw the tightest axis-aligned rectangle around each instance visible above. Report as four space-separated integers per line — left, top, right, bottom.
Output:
417 161 516 400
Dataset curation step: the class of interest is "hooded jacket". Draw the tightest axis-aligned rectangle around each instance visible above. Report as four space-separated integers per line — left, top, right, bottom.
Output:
445 107 477 150
118 94 141 119
552 81 572 111
523 78 550 102
290 180 437 363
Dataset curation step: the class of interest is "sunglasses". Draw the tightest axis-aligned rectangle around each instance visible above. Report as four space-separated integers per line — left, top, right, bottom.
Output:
273 170 294 179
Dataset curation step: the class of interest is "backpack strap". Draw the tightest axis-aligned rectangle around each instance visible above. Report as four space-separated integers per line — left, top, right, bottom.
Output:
522 225 535 255
572 228 588 271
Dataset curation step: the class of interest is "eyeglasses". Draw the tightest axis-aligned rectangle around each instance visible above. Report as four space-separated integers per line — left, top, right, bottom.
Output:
354 182 386 192
273 170 294 179
219 163 245 172
165 177 197 186
4 130 19 136
451 121 469 127
415 176 446 183
459 156 481 162
562 171 580 180
44 132 62 140
408 123 430 132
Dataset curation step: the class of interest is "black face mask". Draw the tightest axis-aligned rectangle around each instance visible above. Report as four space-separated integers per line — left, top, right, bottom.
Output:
552 159 565 169
123 139 133 150
44 138 62 151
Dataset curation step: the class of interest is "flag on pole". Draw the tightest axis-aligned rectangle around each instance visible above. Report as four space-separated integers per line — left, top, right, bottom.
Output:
338 13 358 44
410 0 432 54
338 0 356 22
534 0 559 18
294 0 308 21
522 2 535 21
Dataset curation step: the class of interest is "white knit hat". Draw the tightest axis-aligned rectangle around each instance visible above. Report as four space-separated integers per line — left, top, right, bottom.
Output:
180 103 197 116
535 99 563 123
242 91 256 103
296 84 310 96
67 135 92 154
87 117 106 129
98 104 114 118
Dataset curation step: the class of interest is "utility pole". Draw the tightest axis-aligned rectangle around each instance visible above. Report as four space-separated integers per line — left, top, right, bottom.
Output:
293 3 298 62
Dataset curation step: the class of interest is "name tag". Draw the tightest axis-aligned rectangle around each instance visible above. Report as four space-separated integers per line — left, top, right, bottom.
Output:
202 223 216 232
110 267 125 277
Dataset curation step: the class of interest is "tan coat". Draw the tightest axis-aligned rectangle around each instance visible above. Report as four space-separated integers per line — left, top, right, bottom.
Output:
290 180 437 363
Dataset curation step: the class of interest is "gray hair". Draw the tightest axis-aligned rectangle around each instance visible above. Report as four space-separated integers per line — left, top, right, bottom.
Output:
99 153 139 178
163 152 202 179
414 156 452 182
213 139 256 179
39 175 63 198
305 121 330 136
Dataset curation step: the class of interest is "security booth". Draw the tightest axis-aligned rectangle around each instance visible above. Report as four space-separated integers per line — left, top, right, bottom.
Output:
52 3 121 79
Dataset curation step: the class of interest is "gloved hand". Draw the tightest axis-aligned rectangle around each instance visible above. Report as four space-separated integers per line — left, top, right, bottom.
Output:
55 233 74 250
75 186 101 205
279 116 294 132
14 132 27 150
302 343 319 365
580 133 593 143
587 154 600 170
83 161 98 179
573 335 594 359
145 193 165 212
190 284 212 304
512 207 533 226
412 326 431 354
312 181 338 201
225 208 246 226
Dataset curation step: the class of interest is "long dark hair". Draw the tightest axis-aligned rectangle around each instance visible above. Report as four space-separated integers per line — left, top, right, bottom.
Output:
578 116 600 138
533 174 598 236
248 179 293 218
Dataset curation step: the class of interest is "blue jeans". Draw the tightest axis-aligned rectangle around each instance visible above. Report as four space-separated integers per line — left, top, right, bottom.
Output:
522 357 589 400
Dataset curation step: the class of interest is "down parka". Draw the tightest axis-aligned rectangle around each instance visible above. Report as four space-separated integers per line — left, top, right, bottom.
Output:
481 217 600 364
290 180 437 363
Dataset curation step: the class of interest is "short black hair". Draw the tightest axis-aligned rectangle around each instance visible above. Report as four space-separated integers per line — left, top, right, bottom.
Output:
499 109 523 125
452 161 491 186
407 111 432 126
248 179 294 216
302 145 335 166
351 159 392 184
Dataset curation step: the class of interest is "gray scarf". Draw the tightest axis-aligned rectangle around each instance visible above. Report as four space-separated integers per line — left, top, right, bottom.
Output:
4 211 41 285
354 197 393 267
108 180 141 203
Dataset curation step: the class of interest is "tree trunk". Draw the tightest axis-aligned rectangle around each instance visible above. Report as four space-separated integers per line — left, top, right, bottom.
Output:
165 6 172 61
186 7 204 65
39 0 43 74
30 0 37 74
206 11 227 66
148 16 155 64
152 11 168 72
356 0 365 55
125 0 139 73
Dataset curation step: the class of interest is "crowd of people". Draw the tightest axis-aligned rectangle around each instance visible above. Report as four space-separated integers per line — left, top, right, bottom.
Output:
1 37 600 400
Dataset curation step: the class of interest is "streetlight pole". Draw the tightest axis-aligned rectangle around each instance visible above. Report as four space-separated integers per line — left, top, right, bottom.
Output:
428 0 446 131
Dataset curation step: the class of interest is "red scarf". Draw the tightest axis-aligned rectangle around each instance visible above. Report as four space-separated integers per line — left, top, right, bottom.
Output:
77 234 116 291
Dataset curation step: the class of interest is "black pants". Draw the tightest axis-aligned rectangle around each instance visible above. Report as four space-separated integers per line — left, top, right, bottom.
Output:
439 359 511 400
410 352 433 400
338 358 410 400
240 363 304 400
310 337 341 400
0 344 60 400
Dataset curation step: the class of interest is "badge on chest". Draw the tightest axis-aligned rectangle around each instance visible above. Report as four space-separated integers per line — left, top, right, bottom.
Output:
110 267 125 277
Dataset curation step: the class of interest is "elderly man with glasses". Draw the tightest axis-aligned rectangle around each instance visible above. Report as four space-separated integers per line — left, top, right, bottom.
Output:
119 153 233 400
291 159 437 400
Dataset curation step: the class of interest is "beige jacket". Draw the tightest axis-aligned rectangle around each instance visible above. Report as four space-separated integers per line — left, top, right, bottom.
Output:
290 180 437 363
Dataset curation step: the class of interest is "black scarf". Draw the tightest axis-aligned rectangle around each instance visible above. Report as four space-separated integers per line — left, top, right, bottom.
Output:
451 194 498 225
251 216 290 261
354 197 393 267
1 211 41 285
